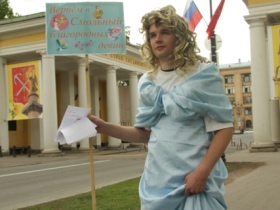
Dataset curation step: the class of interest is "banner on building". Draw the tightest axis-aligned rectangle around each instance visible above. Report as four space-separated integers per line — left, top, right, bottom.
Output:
46 2 126 55
6 61 42 120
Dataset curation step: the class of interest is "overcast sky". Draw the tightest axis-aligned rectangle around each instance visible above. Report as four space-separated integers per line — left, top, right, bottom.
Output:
8 0 250 65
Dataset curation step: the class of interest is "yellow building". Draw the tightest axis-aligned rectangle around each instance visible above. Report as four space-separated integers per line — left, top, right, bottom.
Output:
219 61 253 132
242 0 280 151
0 12 150 155
1 0 280 155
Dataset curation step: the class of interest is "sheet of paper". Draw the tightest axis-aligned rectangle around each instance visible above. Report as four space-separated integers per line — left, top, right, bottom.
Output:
60 117 97 145
55 105 97 145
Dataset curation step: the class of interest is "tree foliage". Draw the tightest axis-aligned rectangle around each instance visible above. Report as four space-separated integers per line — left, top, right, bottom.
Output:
0 0 15 19
125 26 131 43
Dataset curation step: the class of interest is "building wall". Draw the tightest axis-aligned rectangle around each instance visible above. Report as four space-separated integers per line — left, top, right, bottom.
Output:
0 14 150 151
243 0 280 149
119 86 131 126
270 25 280 99
8 120 29 148
248 0 279 6
0 32 45 47
220 64 253 131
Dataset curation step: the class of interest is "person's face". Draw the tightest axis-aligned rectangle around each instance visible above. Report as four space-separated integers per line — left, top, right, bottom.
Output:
148 23 177 62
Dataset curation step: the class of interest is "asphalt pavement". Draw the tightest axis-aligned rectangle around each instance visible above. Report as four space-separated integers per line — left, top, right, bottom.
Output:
0 146 142 168
1 136 280 210
225 148 280 210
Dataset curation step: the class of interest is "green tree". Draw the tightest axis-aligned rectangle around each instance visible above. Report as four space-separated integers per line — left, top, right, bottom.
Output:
125 26 131 43
0 0 14 19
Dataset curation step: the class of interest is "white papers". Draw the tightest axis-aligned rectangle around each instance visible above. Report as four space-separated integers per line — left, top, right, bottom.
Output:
55 105 97 145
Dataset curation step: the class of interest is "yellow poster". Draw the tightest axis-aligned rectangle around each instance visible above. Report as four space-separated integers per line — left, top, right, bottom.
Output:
272 25 280 99
7 61 42 120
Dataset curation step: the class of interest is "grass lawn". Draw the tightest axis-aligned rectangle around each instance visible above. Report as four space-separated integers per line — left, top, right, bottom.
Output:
18 162 265 210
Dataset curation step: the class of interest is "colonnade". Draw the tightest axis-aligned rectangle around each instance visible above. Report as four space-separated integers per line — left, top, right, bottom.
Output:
246 16 280 151
0 53 141 154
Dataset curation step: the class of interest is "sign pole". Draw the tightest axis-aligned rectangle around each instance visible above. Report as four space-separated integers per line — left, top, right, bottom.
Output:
85 54 97 210
209 0 217 63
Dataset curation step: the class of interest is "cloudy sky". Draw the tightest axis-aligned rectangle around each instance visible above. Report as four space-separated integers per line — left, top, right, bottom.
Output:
8 0 250 65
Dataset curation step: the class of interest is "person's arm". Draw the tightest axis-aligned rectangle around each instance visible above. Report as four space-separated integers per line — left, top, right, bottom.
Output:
184 127 233 195
88 115 150 143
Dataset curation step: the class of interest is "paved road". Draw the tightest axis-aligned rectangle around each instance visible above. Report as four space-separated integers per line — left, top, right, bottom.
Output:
0 133 254 210
0 151 146 210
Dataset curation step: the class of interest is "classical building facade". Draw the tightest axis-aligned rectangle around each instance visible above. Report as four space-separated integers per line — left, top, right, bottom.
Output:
0 13 150 155
1 0 280 155
243 0 280 151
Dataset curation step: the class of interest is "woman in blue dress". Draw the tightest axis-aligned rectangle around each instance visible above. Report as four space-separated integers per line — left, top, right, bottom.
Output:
89 5 233 210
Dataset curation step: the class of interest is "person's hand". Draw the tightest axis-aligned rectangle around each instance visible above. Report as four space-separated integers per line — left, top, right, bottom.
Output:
183 168 208 196
88 115 105 133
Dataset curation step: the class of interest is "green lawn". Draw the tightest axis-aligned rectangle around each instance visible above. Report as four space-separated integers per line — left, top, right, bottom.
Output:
19 177 141 210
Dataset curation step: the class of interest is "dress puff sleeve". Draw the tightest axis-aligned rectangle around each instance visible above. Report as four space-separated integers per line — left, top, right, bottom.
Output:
134 73 165 128
163 63 233 123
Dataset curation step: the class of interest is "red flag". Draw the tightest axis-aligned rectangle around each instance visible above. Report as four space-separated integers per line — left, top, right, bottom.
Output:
206 0 225 39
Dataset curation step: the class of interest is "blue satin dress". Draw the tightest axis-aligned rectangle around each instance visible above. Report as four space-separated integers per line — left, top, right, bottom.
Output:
135 63 233 210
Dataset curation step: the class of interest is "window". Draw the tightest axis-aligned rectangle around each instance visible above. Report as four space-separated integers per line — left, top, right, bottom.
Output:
245 108 252 115
242 74 251 82
243 96 252 104
228 97 235 105
226 87 235 94
243 85 251 93
224 75 234 84
8 121 17 131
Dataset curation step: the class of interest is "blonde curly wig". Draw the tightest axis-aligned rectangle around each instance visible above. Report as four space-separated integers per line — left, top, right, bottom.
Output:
139 5 209 74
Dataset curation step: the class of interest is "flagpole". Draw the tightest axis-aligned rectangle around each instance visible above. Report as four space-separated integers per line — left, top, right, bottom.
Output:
209 0 217 63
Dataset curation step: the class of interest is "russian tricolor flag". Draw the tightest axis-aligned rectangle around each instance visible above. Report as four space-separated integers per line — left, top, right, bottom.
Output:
183 0 202 31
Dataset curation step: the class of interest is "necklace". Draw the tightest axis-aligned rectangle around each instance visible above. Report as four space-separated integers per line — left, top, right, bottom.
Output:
160 60 186 72
161 68 176 72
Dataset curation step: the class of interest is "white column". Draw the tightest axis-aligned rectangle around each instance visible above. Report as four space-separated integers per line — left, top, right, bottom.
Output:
129 72 139 126
77 58 90 150
60 71 76 150
91 76 101 148
246 17 276 152
106 66 121 147
0 57 9 154
69 71 76 150
40 53 61 155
